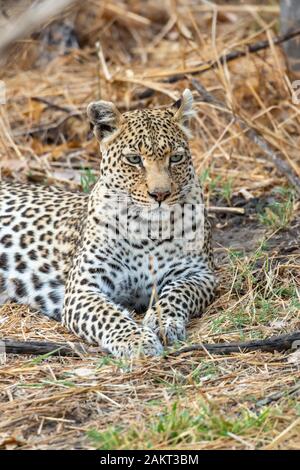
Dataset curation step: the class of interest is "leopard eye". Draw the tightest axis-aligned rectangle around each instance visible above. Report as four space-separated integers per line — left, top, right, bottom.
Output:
124 155 142 165
170 153 185 164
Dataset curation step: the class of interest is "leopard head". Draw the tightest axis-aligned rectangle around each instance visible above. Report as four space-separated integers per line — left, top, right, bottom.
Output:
87 89 198 207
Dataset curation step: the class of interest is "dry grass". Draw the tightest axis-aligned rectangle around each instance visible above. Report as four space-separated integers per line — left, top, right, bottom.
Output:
0 0 300 450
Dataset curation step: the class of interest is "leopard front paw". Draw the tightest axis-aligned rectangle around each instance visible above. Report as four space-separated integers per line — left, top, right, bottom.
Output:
106 326 163 358
143 309 186 344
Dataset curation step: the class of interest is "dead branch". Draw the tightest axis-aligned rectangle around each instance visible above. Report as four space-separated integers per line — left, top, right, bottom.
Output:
1 331 299 358
1 339 86 357
0 0 78 57
255 382 300 408
137 28 300 99
208 206 245 215
191 78 300 196
31 97 75 114
169 331 300 357
12 111 83 138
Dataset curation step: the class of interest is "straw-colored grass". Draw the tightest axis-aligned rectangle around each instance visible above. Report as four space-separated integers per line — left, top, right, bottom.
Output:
0 0 299 450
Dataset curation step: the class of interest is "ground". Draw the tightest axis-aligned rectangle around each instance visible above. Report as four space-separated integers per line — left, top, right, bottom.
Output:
0 0 299 450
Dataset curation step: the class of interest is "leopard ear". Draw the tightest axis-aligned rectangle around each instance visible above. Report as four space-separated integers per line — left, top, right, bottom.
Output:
172 89 195 136
87 100 123 142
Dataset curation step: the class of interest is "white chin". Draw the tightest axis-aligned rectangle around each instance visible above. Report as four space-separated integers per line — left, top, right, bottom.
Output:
139 204 170 222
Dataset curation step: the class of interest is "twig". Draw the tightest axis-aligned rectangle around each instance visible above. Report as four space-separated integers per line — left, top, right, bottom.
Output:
136 28 300 99
169 331 300 357
96 40 112 82
208 206 245 215
256 382 300 408
104 3 150 27
191 78 300 196
1 331 299 358
0 0 78 57
31 97 75 114
1 339 86 357
13 99 148 137
12 111 83 137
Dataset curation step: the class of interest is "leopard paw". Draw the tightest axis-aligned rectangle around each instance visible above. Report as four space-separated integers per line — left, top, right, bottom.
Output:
143 309 186 344
106 326 163 358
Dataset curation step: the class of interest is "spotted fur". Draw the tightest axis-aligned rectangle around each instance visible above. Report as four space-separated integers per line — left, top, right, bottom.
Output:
0 90 216 357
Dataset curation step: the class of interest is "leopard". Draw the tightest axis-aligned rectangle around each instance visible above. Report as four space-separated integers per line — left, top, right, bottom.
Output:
0 89 216 358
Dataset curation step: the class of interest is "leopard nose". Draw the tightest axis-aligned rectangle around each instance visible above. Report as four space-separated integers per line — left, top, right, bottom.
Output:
148 190 171 202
